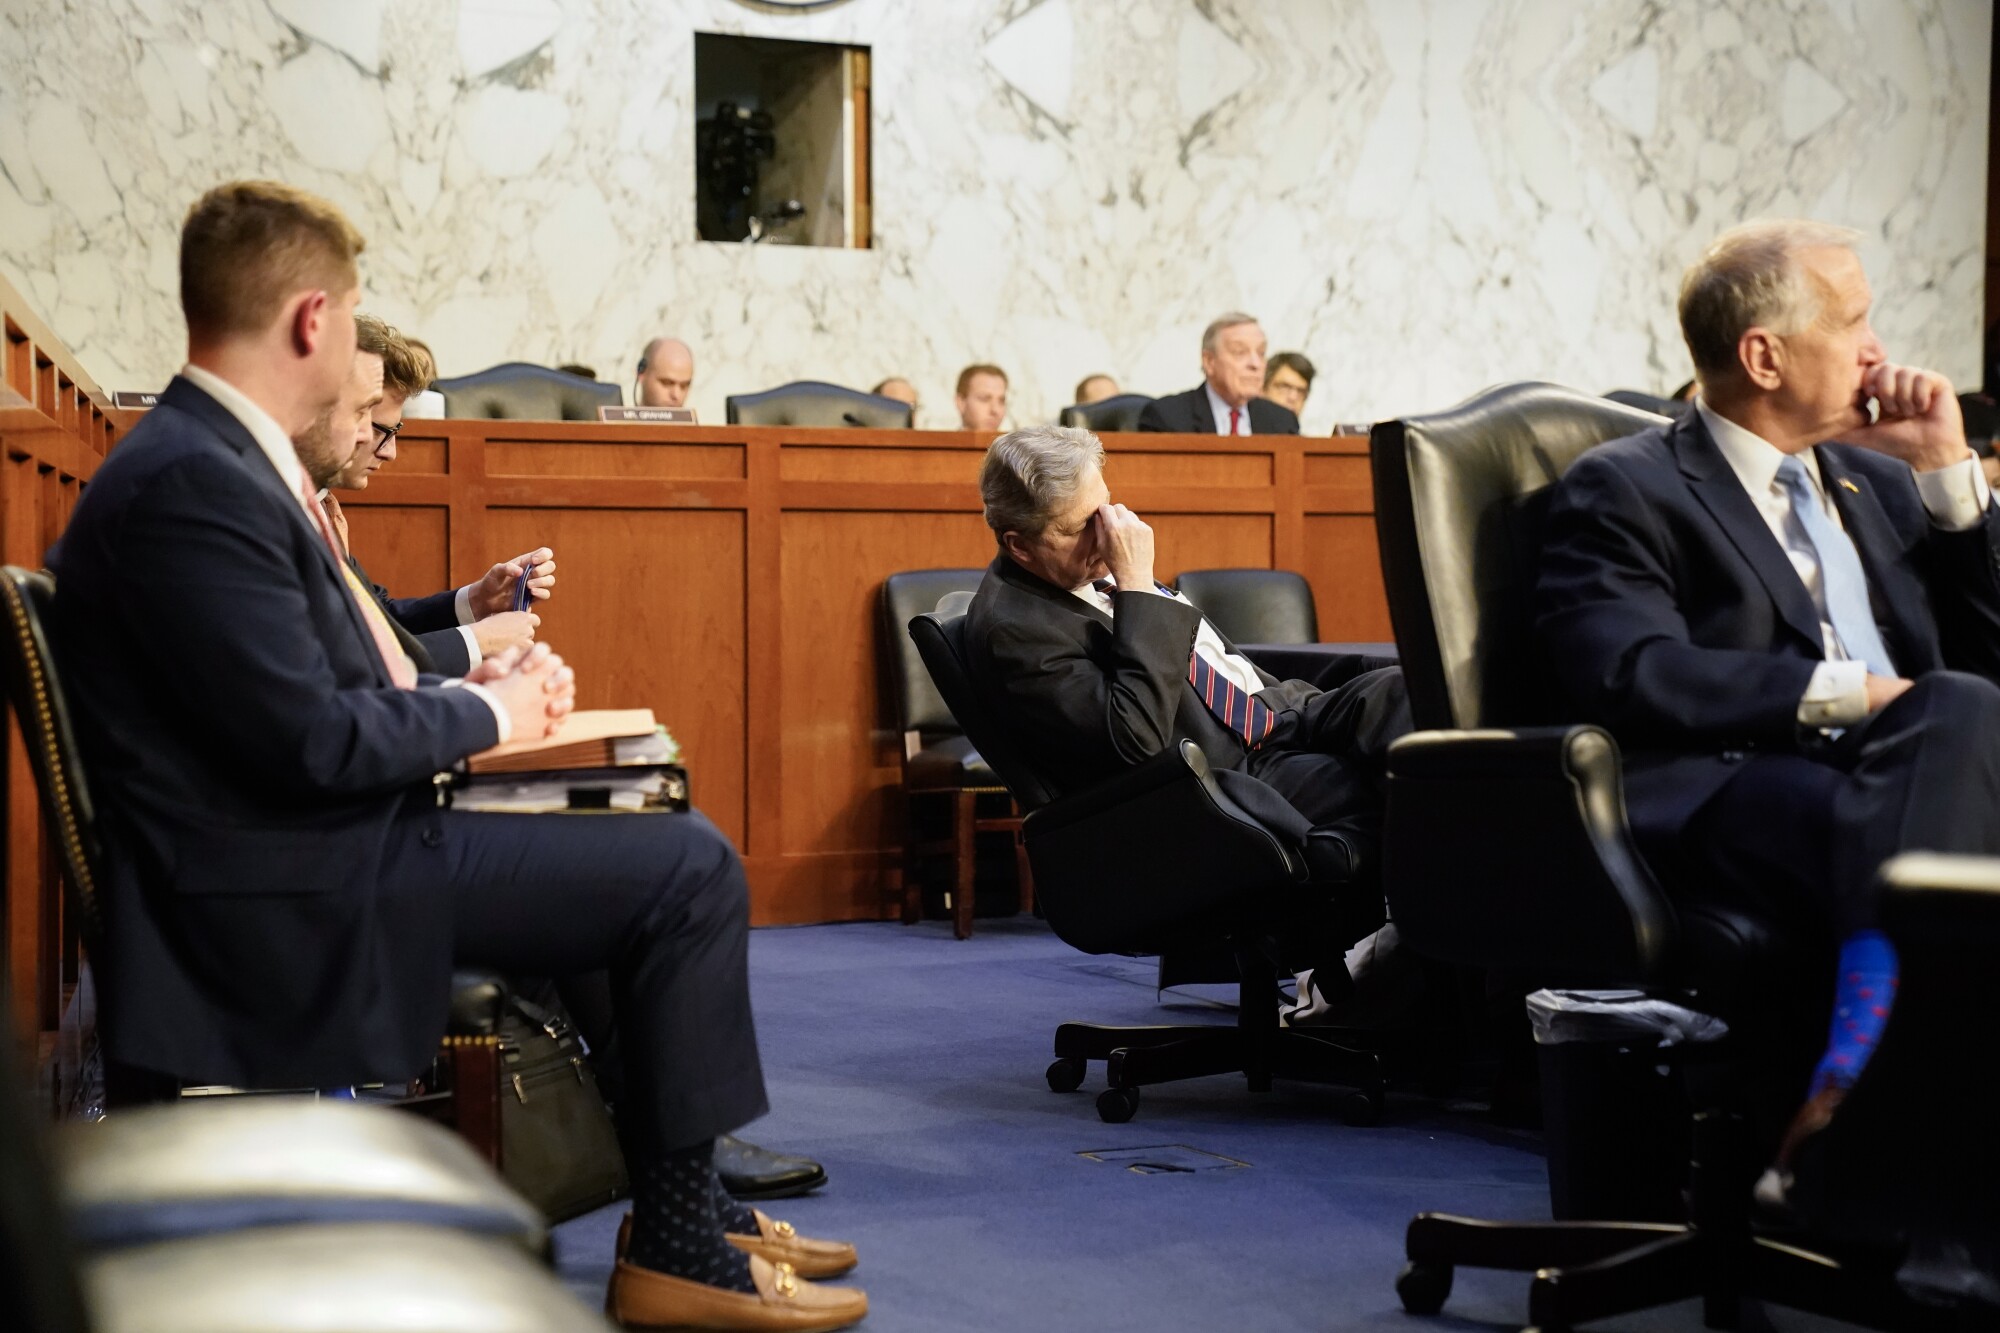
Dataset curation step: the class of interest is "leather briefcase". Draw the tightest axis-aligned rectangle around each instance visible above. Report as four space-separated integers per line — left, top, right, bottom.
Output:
496 990 629 1223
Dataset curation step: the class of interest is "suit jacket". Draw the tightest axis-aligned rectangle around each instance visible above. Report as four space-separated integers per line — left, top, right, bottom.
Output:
962 557 1320 796
48 375 500 1086
1535 411 2000 835
1137 385 1299 435
350 556 471 675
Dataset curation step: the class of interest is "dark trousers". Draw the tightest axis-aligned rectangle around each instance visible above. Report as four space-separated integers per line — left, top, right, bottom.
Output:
401 807 769 1158
1245 665 1412 958
1678 671 2000 939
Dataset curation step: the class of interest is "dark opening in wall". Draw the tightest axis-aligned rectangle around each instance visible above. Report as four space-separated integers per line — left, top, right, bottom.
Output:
694 32 872 248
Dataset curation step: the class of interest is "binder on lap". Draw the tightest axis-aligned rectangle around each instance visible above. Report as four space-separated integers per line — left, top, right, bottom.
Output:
452 709 688 813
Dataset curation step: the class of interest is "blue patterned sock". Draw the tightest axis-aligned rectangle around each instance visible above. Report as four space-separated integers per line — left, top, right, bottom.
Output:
1807 930 1899 1097
624 1141 755 1292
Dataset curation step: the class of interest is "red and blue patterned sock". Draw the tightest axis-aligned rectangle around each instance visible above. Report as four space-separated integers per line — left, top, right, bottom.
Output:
1807 930 1899 1097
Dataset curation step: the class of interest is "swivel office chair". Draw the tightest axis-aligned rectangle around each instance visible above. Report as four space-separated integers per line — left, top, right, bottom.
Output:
1058 394 1154 433
726 381 913 428
1369 384 1923 1328
434 363 621 420
909 601 1385 1124
1172 569 1319 645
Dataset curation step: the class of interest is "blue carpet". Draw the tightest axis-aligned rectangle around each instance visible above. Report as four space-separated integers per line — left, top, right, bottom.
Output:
555 918 1861 1332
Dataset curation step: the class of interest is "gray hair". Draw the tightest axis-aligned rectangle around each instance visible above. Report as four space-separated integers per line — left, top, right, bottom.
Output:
980 425 1106 541
1678 220 1863 378
1201 311 1259 354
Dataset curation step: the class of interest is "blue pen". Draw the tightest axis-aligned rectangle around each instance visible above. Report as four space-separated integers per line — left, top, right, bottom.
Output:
512 563 532 613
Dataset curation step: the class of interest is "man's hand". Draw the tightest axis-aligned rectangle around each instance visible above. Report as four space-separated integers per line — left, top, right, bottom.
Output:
470 641 576 743
467 547 557 618
1846 364 1969 472
470 611 538 658
1865 673 1913 714
1095 503 1156 591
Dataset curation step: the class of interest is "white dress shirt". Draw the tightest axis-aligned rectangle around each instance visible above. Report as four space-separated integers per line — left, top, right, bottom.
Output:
181 365 509 739
1072 576 1266 696
1696 399 1990 728
1206 383 1251 436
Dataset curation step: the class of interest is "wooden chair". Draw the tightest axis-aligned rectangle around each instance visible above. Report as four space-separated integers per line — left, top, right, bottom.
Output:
878 572 1031 939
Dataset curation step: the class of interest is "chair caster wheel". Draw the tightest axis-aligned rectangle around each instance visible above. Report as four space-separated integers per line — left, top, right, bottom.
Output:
1395 1259 1452 1314
1045 1058 1086 1093
1339 1089 1382 1127
1096 1086 1140 1123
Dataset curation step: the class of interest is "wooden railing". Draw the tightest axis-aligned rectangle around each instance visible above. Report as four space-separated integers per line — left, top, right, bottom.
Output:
0 272 117 1069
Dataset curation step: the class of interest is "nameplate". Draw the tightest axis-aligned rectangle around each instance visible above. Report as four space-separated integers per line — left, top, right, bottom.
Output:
599 405 697 424
112 390 160 409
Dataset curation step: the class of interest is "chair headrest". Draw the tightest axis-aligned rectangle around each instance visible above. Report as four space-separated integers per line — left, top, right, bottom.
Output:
1172 569 1317 645
1372 381 1668 730
906 610 1056 811
878 572 986 734
433 363 622 421
1057 394 1154 433
725 381 914 429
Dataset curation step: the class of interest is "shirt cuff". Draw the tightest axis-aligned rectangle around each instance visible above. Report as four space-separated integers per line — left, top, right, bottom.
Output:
454 585 476 625
1797 659 1870 729
457 625 482 666
1912 452 1990 531
442 678 510 744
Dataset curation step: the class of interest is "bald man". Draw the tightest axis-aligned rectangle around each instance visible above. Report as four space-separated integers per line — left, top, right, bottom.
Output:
636 337 695 408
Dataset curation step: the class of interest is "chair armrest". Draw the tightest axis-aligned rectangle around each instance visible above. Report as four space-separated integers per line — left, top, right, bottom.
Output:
1021 740 1305 955
1238 643 1398 691
1384 725 1679 985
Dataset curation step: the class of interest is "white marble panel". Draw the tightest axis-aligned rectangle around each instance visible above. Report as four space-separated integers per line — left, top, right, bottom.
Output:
0 0 1988 437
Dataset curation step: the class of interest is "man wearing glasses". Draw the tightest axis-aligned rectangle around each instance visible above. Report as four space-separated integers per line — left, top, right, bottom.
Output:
310 315 550 671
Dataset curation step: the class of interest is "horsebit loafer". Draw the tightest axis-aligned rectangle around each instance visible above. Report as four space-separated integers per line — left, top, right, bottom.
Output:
616 1212 860 1280
607 1253 867 1331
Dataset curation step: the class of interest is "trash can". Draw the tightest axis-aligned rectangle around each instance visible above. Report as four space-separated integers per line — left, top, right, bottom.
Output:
1527 989 1728 1221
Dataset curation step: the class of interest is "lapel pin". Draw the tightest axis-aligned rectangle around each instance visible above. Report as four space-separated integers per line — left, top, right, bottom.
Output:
1839 478 1860 494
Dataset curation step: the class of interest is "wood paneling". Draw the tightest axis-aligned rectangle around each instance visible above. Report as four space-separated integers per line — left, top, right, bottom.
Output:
1148 514 1273 583
487 441 743 480
1108 450 1272 487
346 507 450 598
1301 515 1393 641
781 446 981 484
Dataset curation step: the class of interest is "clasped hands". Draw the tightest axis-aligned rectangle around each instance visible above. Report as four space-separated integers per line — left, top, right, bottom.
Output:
466 640 575 743
467 548 556 657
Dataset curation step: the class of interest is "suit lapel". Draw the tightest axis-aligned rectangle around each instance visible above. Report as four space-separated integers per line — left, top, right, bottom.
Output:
1672 413 1826 654
1188 387 1216 435
1816 447 1934 673
992 557 1112 628
162 377 392 686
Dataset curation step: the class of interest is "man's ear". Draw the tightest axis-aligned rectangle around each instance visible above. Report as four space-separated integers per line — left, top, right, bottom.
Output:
999 530 1030 565
1737 327 1784 392
289 289 329 358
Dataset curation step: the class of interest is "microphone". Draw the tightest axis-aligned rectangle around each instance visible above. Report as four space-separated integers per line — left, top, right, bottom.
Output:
841 412 865 426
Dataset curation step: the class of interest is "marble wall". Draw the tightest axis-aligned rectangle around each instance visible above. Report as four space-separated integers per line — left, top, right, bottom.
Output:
0 0 1988 431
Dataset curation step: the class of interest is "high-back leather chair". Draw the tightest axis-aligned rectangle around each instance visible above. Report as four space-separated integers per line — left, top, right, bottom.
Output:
725 381 913 428
878 571 1030 938
908 603 1385 1125
1370 387 1894 1329
433 363 621 421
1173 569 1318 645
1057 394 1154 433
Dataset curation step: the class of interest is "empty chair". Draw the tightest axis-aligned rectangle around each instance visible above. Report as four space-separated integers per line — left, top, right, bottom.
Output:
434 363 622 421
1058 394 1154 433
726 380 913 428
1173 568 1318 645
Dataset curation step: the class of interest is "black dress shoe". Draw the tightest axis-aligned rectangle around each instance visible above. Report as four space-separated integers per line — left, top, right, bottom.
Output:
716 1134 827 1200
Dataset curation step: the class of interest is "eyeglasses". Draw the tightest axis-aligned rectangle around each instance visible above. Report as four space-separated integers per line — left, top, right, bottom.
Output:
370 419 403 456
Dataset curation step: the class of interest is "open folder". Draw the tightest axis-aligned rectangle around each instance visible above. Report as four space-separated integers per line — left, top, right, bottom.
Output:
456 708 687 812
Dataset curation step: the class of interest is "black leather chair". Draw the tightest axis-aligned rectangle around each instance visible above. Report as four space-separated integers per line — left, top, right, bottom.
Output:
1603 387 1689 418
433 363 621 421
908 604 1385 1125
1172 569 1318 644
1058 394 1154 433
726 381 913 428
1368 385 1913 1328
878 572 1029 939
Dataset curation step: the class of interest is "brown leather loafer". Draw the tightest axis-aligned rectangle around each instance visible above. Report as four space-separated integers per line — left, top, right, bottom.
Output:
606 1253 867 1331
726 1209 859 1279
616 1213 860 1280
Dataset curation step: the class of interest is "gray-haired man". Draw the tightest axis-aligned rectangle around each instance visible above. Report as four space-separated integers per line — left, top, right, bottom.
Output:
961 424 1409 1004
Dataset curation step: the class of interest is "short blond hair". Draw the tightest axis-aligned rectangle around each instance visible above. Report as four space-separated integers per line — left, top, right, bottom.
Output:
356 314 431 400
180 181 366 341
1678 220 1862 378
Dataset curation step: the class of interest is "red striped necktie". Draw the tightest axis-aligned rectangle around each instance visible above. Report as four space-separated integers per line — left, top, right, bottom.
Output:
1095 579 1273 748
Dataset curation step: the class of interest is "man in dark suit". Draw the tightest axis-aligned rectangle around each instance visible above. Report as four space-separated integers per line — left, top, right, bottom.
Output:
1137 312 1300 435
312 314 545 676
962 424 1408 993
1536 219 2000 1167
50 181 864 1331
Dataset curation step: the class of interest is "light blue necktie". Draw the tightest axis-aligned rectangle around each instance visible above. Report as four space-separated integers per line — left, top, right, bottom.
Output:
1775 455 1895 676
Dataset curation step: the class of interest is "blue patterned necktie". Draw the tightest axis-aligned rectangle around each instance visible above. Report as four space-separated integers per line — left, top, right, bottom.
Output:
1775 455 1895 676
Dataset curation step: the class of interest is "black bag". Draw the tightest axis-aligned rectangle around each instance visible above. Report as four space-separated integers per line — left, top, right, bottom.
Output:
450 977 629 1223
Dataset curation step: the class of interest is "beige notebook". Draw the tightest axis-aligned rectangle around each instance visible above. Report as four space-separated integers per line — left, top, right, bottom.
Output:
467 708 659 775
